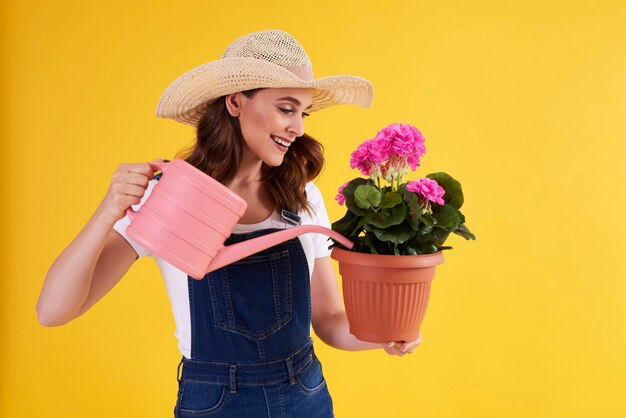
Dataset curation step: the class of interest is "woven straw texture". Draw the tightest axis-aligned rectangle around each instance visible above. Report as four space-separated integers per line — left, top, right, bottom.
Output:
155 29 374 126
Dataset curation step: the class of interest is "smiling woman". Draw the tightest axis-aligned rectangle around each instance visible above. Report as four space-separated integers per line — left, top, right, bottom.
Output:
36 29 421 418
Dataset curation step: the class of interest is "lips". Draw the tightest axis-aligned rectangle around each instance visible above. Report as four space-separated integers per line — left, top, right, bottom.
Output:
271 136 292 147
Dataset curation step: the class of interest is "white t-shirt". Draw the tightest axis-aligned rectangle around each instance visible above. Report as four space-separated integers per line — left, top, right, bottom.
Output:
113 178 332 359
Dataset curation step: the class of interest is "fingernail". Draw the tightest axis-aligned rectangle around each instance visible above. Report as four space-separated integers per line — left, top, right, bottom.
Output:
387 342 394 347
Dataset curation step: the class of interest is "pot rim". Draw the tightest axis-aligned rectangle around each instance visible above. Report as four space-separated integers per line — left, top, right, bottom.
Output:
330 246 444 268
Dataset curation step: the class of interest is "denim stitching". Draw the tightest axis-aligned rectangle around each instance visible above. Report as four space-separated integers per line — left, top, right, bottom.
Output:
278 384 286 418
207 271 222 330
271 254 282 325
174 379 187 416
210 250 293 340
295 355 327 394
220 269 236 331
262 386 272 418
257 340 267 363
294 241 312 325
179 384 229 416
296 377 327 394
187 276 196 359
283 249 293 329
181 377 296 386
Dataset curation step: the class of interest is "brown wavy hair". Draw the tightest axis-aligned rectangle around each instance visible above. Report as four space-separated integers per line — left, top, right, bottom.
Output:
174 89 325 215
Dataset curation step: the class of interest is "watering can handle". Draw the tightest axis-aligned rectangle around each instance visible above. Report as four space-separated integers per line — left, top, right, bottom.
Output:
205 225 354 274
125 161 169 222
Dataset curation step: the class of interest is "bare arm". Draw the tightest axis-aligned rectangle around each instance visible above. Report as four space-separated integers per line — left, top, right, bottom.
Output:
311 255 421 356
36 161 160 326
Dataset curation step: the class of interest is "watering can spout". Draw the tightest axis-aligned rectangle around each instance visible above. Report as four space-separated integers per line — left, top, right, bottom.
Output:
204 226 353 275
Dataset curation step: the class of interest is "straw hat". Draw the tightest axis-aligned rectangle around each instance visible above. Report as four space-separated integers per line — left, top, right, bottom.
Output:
155 29 374 126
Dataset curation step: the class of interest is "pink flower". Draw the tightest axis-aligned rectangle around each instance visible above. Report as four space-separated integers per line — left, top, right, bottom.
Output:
349 148 370 176
406 152 423 171
349 123 427 178
373 135 392 159
373 123 426 172
406 178 445 205
335 181 349 206
349 138 387 177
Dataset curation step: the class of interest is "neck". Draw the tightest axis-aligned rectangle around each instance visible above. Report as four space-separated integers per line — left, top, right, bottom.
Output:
230 147 264 186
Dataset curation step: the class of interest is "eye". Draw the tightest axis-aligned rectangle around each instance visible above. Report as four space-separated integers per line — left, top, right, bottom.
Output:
279 108 310 118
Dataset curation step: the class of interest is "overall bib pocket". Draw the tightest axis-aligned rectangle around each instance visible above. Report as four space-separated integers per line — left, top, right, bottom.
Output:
208 249 293 340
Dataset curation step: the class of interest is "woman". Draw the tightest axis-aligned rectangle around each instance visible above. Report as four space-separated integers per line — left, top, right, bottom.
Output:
37 29 422 417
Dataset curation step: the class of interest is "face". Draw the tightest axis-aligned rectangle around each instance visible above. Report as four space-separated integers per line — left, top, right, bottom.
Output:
226 88 315 167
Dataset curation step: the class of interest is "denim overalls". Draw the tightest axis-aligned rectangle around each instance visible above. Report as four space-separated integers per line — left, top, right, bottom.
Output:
173 227 334 417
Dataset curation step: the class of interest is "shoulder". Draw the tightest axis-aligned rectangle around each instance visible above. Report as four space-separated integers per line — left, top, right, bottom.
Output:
305 181 325 206
305 181 323 199
302 181 330 222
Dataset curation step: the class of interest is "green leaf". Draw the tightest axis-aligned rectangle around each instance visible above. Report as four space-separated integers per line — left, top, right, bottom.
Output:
431 228 452 246
421 213 436 226
350 218 366 237
402 190 422 231
419 225 434 235
363 233 379 254
426 172 464 209
380 192 403 209
343 178 373 216
370 225 414 244
363 204 407 229
423 244 439 254
454 224 476 240
403 244 418 255
432 204 462 228
331 210 360 237
354 185 381 209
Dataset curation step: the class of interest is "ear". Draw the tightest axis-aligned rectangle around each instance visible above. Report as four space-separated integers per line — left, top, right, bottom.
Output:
225 93 242 117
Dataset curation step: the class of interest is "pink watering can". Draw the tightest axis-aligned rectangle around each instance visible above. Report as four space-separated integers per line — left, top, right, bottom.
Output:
125 159 353 280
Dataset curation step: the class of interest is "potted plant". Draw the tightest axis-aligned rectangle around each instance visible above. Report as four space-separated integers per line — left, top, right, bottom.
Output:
331 123 475 343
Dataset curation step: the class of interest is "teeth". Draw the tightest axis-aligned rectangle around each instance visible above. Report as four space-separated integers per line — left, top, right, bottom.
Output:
272 136 290 147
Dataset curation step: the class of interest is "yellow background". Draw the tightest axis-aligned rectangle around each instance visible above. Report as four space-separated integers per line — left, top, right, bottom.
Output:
2 0 626 417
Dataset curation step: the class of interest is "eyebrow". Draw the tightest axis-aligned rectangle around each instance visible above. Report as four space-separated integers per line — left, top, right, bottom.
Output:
277 96 313 110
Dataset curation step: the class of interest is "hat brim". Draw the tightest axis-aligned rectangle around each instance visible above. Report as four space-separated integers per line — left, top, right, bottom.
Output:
155 57 374 126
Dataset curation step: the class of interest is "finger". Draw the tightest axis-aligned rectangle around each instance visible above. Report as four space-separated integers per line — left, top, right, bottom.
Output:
383 347 403 356
383 343 405 356
125 162 156 178
119 183 148 198
124 172 151 187
389 341 409 353
392 341 408 354
404 335 423 353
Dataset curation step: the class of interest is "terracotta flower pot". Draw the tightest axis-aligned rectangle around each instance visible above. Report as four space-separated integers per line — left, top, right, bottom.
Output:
331 247 444 343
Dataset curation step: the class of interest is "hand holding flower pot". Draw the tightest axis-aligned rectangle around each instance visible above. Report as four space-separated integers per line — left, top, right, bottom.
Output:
331 123 476 343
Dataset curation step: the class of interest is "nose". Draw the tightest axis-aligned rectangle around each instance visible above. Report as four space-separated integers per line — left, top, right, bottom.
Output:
288 115 305 137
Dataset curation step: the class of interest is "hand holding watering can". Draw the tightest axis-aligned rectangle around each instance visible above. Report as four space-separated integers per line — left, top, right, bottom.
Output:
119 159 353 279
100 159 166 222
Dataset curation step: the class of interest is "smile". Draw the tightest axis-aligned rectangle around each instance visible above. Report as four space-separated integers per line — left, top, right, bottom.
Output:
271 136 291 147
